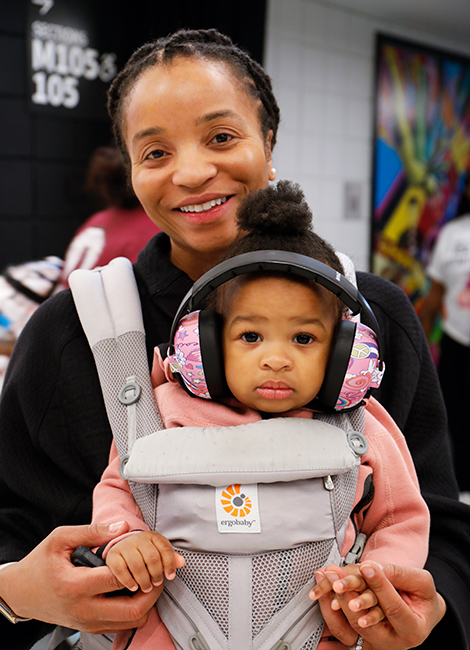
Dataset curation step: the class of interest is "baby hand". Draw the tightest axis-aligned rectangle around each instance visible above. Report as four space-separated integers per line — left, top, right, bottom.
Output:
309 563 362 605
309 562 384 628
106 531 185 594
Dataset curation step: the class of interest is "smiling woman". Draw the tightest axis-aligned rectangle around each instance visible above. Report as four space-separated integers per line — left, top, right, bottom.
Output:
119 57 276 278
0 27 464 650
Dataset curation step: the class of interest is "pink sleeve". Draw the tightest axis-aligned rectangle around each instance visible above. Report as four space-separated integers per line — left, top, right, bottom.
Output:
351 397 430 568
92 441 150 554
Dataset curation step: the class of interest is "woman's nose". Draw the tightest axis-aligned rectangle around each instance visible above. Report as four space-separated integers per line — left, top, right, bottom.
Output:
172 148 217 188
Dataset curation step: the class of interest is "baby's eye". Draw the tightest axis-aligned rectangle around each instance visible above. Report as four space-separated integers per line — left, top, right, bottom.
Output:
241 331 261 343
294 333 314 345
212 133 232 144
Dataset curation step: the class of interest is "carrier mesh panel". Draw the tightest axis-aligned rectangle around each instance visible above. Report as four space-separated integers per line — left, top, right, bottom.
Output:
93 333 164 450
331 467 360 539
316 411 363 540
315 408 364 433
299 625 324 650
93 332 164 529
176 549 230 638
252 540 334 639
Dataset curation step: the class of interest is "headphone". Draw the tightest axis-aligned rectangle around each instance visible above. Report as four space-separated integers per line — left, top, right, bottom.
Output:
162 250 384 411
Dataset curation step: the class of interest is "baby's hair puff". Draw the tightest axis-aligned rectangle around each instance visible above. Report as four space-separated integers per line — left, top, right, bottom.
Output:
226 180 344 277
216 180 347 321
237 179 313 238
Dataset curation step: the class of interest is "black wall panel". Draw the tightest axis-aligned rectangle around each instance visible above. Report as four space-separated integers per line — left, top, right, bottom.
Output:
0 0 267 268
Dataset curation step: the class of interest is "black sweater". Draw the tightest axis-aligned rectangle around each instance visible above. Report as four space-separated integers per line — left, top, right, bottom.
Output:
1 233 469 648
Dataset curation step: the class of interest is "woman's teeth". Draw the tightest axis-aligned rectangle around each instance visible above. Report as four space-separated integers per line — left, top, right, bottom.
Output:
179 196 228 213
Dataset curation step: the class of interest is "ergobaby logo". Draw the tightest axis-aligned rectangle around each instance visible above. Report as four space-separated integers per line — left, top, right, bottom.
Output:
216 484 261 533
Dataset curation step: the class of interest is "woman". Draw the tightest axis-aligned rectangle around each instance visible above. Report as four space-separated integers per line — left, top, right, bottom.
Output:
0 28 464 649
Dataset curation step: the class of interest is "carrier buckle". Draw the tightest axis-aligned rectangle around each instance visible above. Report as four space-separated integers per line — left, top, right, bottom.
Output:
189 632 212 650
270 641 291 650
344 531 367 564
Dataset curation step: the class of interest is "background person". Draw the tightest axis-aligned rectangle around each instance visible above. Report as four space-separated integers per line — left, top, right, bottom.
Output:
420 171 470 496
57 146 161 290
0 28 462 650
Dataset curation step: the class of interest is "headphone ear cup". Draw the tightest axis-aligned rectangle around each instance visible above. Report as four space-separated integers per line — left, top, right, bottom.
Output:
317 319 356 410
198 310 231 399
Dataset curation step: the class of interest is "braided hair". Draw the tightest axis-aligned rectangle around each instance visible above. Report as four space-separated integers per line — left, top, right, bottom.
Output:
107 28 280 162
213 180 347 321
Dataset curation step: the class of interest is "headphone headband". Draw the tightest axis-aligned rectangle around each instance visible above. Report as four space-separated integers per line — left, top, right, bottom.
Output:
170 250 380 348
166 249 384 411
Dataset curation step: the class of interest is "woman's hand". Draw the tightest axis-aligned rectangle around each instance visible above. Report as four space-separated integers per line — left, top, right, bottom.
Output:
311 562 446 649
0 523 163 634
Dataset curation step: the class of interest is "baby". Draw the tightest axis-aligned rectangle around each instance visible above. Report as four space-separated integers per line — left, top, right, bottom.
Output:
92 181 429 650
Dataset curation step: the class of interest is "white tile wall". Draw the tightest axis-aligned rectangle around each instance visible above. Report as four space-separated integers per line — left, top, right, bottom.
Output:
265 0 470 271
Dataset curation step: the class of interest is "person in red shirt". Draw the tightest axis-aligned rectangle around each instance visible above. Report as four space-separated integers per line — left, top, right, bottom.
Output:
58 146 160 289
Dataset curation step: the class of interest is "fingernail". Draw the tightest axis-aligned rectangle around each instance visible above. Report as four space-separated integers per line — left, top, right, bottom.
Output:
361 565 375 579
108 521 125 532
153 579 163 586
129 585 138 592
325 571 340 583
166 571 176 580
142 586 153 593
333 579 345 592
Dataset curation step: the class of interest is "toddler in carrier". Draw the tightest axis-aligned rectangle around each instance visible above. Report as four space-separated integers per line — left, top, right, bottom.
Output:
91 181 429 650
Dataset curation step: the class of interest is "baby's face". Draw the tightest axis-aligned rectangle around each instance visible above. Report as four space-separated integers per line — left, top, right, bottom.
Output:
222 276 337 412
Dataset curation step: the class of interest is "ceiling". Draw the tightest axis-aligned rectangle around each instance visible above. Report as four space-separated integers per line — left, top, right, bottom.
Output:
321 0 470 45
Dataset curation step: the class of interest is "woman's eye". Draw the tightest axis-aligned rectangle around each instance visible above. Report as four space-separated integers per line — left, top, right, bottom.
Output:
212 133 232 144
241 332 261 343
147 149 166 160
294 333 314 345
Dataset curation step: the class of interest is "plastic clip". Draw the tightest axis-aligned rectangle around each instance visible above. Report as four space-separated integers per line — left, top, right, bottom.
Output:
118 380 141 405
269 641 291 650
347 430 368 455
119 454 130 480
189 632 211 650
344 532 367 564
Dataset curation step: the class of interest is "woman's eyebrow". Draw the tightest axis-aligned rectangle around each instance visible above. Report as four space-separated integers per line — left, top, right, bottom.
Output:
195 110 243 126
132 126 165 146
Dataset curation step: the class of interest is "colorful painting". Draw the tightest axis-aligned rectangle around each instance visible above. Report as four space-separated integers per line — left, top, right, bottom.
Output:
371 34 470 311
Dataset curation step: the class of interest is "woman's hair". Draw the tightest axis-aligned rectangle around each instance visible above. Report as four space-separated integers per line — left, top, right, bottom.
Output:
214 180 347 320
107 28 280 163
84 146 140 209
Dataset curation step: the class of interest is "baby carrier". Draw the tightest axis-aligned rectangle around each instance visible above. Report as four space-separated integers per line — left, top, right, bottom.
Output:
69 252 383 650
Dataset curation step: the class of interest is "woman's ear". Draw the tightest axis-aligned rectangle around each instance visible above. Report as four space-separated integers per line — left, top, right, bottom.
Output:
265 130 276 181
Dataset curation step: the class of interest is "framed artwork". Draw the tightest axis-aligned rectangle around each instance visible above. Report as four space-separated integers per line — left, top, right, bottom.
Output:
371 34 470 311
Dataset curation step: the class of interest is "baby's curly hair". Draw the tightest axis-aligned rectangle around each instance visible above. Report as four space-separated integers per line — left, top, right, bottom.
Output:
214 180 347 321
228 180 343 272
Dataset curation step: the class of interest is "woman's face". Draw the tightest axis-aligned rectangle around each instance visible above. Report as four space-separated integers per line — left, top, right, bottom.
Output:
124 57 275 279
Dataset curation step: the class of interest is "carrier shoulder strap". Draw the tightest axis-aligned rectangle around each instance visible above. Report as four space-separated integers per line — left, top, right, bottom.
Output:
69 257 164 461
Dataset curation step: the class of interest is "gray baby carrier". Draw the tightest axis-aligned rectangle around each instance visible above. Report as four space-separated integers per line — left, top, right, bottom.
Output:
70 257 370 650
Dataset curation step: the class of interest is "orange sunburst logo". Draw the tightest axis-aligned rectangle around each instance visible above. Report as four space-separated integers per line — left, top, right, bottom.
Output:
220 484 252 517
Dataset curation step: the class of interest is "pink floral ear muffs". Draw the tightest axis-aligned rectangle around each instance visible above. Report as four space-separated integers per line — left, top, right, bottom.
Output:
335 321 384 410
168 310 384 410
168 311 211 399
